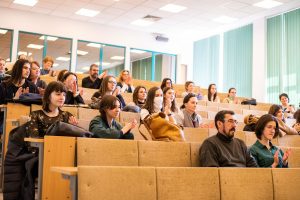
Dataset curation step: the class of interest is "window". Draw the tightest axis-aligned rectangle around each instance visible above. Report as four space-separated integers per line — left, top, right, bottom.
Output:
0 28 13 63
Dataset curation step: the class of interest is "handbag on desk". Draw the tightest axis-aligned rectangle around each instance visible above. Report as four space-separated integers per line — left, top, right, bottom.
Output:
139 112 185 142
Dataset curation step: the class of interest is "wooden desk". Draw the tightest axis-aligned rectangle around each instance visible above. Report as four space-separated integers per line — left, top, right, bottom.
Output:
51 167 78 200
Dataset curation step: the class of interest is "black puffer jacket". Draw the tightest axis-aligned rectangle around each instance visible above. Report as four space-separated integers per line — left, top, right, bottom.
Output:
3 122 38 200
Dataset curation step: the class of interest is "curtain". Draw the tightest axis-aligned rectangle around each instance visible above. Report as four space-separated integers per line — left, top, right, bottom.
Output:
223 24 253 98
193 35 220 88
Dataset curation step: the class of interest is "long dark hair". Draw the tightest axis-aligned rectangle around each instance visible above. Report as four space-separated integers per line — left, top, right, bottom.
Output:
42 81 67 112
268 104 285 123
7 59 30 85
163 87 177 113
160 78 172 90
143 86 160 114
208 83 217 101
133 86 146 105
98 75 115 97
99 95 121 121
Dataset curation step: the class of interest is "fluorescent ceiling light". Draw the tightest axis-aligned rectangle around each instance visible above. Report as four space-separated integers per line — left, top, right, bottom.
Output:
253 0 282 9
56 57 70 61
27 44 44 49
102 62 110 66
87 43 101 48
28 52 32 56
159 4 187 13
131 19 154 27
39 35 58 41
77 50 88 56
52 63 59 67
213 16 238 24
110 56 124 60
131 49 146 54
13 0 38 7
6 58 10 62
75 8 99 17
0 29 8 34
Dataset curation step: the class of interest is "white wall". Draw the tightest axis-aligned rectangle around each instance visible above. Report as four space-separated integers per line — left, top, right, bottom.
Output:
0 7 193 82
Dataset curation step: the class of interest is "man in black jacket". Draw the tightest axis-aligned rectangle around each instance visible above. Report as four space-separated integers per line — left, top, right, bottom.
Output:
199 110 258 167
81 64 106 89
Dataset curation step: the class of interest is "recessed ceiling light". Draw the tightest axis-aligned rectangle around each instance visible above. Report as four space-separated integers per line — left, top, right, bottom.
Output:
27 44 44 49
110 56 124 60
159 4 187 13
131 49 146 54
77 50 88 56
86 43 101 48
53 63 59 67
13 0 38 7
39 36 58 41
75 8 99 17
56 57 70 61
253 0 282 9
0 29 8 34
213 16 238 24
131 19 154 27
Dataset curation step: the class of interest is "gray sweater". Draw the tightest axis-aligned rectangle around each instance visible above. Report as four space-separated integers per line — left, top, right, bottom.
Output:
199 133 258 167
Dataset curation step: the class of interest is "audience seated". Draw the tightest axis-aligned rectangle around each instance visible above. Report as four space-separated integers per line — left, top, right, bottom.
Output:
268 104 299 136
127 86 147 109
292 109 300 132
140 86 176 124
199 110 257 167
279 93 295 117
222 87 240 104
25 81 78 137
250 114 290 168
40 56 56 76
0 57 10 83
82 64 106 89
57 69 68 82
117 69 134 93
92 75 126 109
29 61 47 95
243 114 260 132
181 81 202 100
62 72 85 105
160 78 173 90
175 93 202 128
89 95 135 139
0 59 39 104
203 83 220 103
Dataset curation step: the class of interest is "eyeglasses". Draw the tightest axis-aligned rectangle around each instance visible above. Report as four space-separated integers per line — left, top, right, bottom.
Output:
108 80 117 85
224 119 238 125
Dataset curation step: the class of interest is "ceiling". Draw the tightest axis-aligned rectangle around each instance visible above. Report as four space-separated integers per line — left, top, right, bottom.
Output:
0 0 298 40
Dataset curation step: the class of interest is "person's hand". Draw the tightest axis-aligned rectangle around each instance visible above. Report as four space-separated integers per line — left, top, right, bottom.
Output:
121 119 137 134
23 87 29 94
126 75 132 85
68 116 78 126
98 70 107 79
38 87 45 96
164 98 172 114
72 81 78 96
14 87 23 99
272 150 280 168
282 148 291 164
113 86 121 96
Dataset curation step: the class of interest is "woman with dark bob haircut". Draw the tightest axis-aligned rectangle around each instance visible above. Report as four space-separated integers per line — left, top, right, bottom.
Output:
25 81 78 137
89 95 135 139
250 114 291 168
268 104 299 136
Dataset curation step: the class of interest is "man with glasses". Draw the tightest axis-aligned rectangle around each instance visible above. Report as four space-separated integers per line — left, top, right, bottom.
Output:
199 110 257 167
